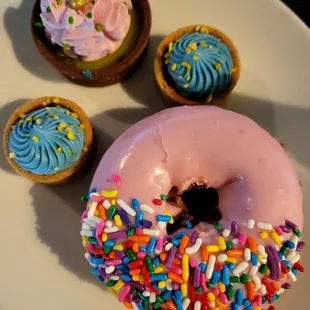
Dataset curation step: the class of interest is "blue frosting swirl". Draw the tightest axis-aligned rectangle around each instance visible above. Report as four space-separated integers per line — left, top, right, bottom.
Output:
166 32 234 100
9 107 85 175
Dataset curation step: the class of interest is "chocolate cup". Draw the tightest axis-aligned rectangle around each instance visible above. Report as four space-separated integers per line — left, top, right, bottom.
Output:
31 0 152 87
3 97 94 184
154 25 241 106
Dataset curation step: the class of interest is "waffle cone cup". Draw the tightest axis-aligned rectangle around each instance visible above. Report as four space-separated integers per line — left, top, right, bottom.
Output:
31 0 152 87
154 25 241 106
3 97 94 184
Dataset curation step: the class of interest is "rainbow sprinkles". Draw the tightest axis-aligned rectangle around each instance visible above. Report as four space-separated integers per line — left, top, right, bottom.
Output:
80 177 305 310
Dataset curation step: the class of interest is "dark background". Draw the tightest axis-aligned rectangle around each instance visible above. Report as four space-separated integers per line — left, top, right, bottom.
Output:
283 0 310 26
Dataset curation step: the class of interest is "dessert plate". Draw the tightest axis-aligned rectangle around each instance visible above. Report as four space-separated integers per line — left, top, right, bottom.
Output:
0 0 309 309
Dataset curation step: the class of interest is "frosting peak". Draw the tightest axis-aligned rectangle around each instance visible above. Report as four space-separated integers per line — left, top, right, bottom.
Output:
40 0 133 62
165 32 234 101
9 107 85 175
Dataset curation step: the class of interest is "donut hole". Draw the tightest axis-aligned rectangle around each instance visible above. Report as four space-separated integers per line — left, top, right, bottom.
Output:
166 183 222 235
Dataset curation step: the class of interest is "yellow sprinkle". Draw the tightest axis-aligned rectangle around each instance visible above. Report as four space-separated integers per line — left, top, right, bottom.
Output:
83 147 88 152
114 215 123 227
101 233 108 242
80 124 85 129
165 60 170 65
19 120 24 124
218 281 226 293
265 268 271 276
154 266 164 274
195 25 201 31
257 254 263 263
193 55 199 61
206 94 213 103
108 287 118 297
171 64 177 71
176 39 181 43
226 257 237 264
56 105 62 109
215 63 221 70
56 147 62 153
207 292 216 302
111 199 116 205
113 244 124 251
158 281 166 289
182 254 189 282
45 107 50 110
168 42 174 52
71 113 78 119
189 42 197 51
26 117 32 121
46 98 52 104
66 111 71 115
270 231 281 245
19 114 26 119
184 84 189 88
9 152 16 159
53 115 59 120
132 275 142 282
42 101 47 106
113 280 124 291
32 136 39 143
165 211 174 224
206 245 220 253
217 237 226 251
231 67 237 73
186 47 192 54
48 113 54 117
101 189 118 198
186 75 191 81
66 131 75 140
82 236 88 245
164 53 170 59
200 41 207 47
181 283 188 297
65 127 71 132
200 27 209 33
57 122 66 130
260 232 269 240
94 209 100 217
253 307 261 310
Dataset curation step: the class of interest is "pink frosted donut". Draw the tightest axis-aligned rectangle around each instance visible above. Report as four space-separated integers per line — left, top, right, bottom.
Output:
80 106 304 310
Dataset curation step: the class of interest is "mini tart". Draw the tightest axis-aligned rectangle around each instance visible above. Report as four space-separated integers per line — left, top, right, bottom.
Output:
31 0 152 87
154 25 241 106
3 97 94 184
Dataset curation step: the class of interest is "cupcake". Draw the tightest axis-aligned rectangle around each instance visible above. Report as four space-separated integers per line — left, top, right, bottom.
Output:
154 25 240 106
3 97 94 184
31 0 151 87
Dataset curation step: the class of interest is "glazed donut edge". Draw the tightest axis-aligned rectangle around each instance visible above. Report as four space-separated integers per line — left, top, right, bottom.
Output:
80 106 304 310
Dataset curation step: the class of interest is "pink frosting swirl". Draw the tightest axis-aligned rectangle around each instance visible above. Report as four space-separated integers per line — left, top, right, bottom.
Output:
40 0 133 62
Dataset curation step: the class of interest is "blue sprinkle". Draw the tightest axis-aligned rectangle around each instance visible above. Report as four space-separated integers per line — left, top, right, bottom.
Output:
199 263 206 273
120 274 132 282
132 198 139 210
228 263 235 270
148 238 157 254
185 221 192 228
283 260 290 267
174 290 183 301
116 264 125 270
136 303 144 310
242 298 250 306
90 257 105 265
91 267 99 275
104 240 115 248
156 215 171 222
235 289 243 306
82 70 93 79
174 232 187 239
87 188 96 199
92 230 96 237
150 274 168 282
221 264 230 286
277 252 284 260
231 302 238 310
273 295 277 300
244 306 252 310
153 257 161 266
251 252 258 266
172 239 181 247
292 268 297 275
140 247 147 253
96 275 104 282
136 211 144 228
286 241 295 249
123 257 130 264
162 290 172 300
172 291 183 310
211 271 221 284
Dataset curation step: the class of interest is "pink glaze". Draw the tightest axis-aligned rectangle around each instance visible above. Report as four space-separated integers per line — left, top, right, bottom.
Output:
40 0 132 61
91 106 303 244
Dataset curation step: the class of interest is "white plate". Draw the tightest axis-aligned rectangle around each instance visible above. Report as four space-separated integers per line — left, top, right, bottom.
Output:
0 0 309 309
